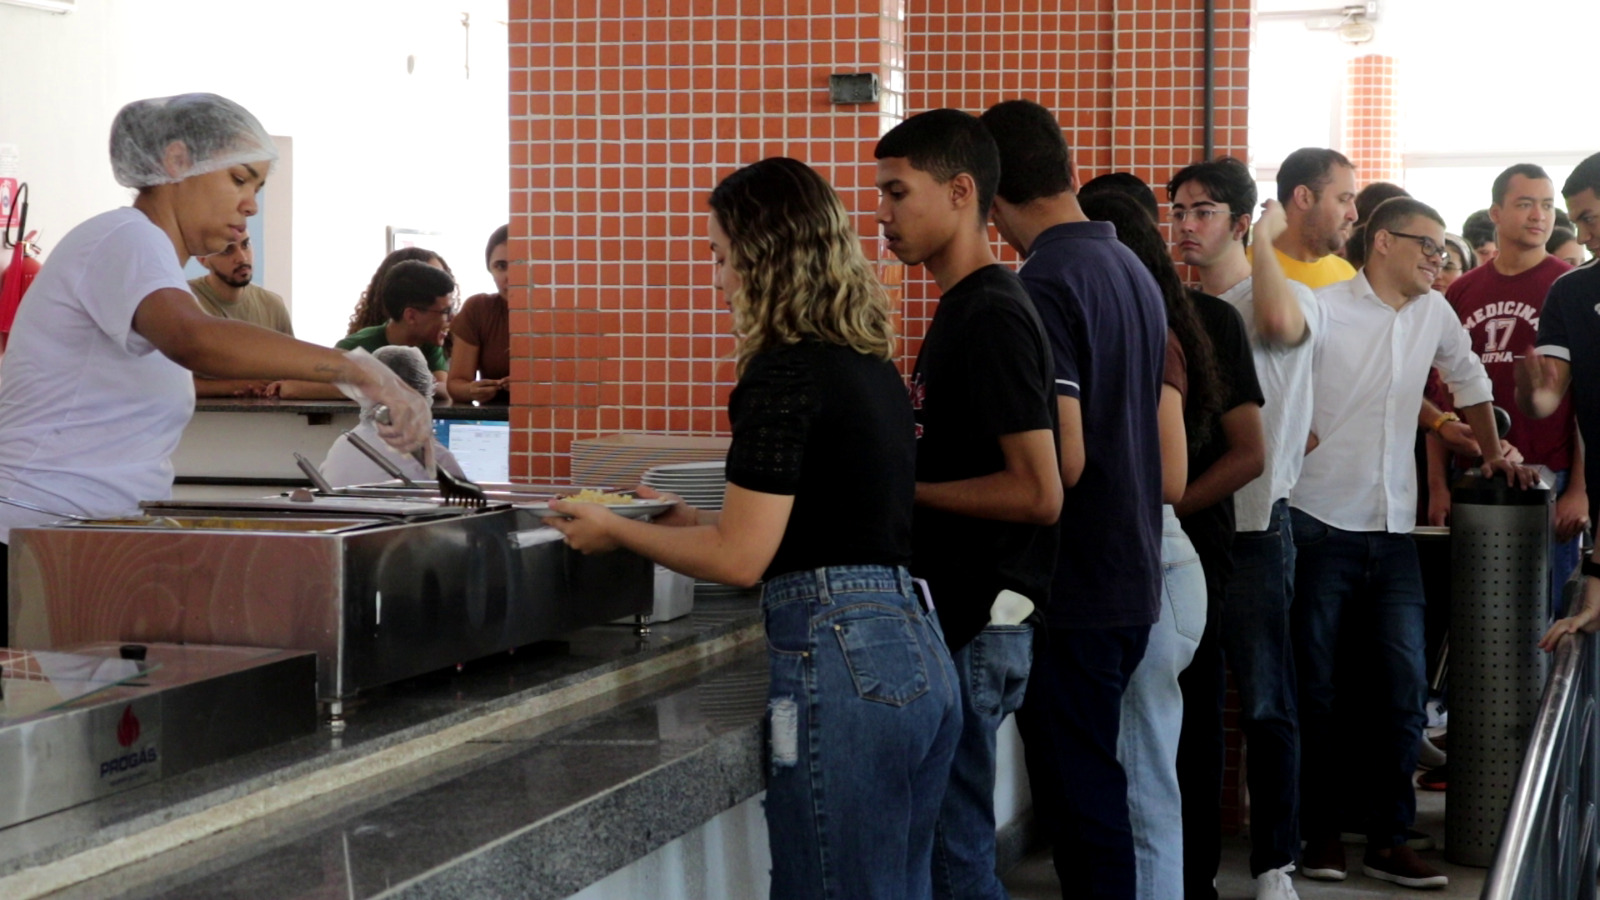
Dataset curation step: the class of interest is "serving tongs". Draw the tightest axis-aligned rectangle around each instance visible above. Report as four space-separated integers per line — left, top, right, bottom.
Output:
372 405 489 509
343 430 420 488
293 452 335 494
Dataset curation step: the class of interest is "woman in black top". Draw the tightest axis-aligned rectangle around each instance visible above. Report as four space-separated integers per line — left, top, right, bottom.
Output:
550 157 960 900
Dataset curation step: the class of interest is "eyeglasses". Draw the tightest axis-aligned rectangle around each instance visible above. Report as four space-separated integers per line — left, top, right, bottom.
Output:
1171 208 1230 224
1386 231 1448 261
413 303 455 319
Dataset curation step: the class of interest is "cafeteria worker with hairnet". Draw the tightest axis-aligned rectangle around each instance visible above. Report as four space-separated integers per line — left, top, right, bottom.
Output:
0 93 434 645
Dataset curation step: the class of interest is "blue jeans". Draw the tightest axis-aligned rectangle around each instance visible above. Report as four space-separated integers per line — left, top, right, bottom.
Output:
933 621 1034 900
1289 509 1426 850
1018 623 1151 900
1118 506 1206 900
762 565 962 900
1220 498 1300 875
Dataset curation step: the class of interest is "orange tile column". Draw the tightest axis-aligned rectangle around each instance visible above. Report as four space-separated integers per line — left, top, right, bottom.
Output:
1342 53 1401 186
506 0 907 479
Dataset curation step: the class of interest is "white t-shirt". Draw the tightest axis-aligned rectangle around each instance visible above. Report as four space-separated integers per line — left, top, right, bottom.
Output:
0 208 195 541
320 421 464 489
1219 276 1321 532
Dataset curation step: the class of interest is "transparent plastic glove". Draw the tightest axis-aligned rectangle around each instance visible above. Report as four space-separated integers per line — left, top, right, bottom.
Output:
333 349 431 454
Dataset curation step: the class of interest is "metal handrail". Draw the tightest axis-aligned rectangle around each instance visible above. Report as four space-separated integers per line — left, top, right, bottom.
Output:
1481 577 1600 900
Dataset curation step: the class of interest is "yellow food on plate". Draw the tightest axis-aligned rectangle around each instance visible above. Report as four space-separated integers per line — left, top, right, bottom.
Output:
562 489 636 505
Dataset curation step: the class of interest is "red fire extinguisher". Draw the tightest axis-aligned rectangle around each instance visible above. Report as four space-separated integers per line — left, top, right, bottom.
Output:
0 182 40 349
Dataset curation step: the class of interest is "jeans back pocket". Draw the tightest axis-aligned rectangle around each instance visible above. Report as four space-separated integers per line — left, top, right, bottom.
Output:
833 609 930 707
969 624 1033 718
1163 558 1207 642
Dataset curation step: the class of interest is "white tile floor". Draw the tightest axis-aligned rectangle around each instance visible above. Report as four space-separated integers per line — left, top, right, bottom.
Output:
1002 790 1486 899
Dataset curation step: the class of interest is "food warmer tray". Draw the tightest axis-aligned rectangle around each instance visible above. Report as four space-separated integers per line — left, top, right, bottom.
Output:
8 496 652 706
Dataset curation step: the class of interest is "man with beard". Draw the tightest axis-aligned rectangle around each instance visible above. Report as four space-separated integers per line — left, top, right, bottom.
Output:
1262 149 1357 289
188 235 293 396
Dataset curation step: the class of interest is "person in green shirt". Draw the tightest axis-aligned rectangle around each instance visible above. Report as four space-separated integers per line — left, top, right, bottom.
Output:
272 260 453 399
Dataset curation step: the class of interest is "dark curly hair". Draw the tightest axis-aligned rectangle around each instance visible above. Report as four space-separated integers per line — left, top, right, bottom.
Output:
346 247 453 335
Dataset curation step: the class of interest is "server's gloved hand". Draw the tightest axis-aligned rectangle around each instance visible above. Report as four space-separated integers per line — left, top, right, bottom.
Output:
333 348 432 453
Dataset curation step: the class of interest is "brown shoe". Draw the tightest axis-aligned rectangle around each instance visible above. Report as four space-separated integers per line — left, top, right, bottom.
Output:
1301 836 1347 881
1363 845 1448 889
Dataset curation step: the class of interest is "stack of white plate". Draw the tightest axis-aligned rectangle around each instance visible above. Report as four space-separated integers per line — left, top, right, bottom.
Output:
570 434 730 487
637 459 750 595
640 461 727 511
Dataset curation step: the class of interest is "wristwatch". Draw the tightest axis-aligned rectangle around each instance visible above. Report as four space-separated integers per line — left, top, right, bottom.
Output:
1430 411 1461 434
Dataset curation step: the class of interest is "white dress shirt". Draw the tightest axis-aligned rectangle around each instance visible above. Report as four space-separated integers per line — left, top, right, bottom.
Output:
1292 272 1493 534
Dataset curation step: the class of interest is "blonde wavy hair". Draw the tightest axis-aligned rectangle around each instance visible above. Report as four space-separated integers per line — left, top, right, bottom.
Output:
708 158 894 376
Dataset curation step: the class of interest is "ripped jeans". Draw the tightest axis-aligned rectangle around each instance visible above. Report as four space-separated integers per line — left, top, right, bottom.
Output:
762 565 963 900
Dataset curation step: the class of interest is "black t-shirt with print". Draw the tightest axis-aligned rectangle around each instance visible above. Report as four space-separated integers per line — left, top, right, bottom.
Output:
1534 259 1600 522
911 264 1060 652
725 340 916 582
1178 289 1265 576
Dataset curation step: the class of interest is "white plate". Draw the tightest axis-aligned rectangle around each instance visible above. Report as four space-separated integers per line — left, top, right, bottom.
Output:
646 461 726 474
525 497 676 520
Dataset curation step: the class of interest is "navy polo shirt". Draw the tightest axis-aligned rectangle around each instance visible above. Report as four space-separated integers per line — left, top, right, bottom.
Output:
1018 221 1168 629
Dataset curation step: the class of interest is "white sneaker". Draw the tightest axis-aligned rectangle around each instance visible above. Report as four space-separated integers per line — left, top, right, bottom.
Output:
1255 864 1300 900
1418 733 1447 769
1426 698 1447 729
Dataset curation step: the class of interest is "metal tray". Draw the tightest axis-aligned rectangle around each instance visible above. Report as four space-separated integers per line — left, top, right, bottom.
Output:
141 495 506 520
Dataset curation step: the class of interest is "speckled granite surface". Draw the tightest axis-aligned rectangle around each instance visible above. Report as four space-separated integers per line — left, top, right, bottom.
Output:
0 591 762 896
55 654 769 900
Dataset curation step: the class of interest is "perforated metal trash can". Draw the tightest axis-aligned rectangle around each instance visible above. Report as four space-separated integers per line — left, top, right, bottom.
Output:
1447 475 1552 867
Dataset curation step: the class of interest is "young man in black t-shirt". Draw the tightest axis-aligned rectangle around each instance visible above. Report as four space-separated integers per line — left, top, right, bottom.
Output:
875 109 1063 900
1522 150 1600 642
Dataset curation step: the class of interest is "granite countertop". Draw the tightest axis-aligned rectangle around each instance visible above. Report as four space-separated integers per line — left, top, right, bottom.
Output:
194 398 509 421
0 590 766 900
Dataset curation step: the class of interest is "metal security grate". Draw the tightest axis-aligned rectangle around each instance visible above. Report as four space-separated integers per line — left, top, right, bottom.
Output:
1449 498 1552 867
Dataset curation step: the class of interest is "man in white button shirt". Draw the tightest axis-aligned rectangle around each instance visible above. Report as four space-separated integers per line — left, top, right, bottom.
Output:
1291 197 1534 890
1168 157 1316 900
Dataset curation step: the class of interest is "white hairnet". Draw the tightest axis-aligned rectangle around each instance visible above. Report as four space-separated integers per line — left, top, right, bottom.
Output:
109 93 277 189
371 345 436 401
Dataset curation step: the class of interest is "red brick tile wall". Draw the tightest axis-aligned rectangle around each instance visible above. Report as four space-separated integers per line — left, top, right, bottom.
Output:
507 0 1250 479
505 0 907 478
896 0 1252 355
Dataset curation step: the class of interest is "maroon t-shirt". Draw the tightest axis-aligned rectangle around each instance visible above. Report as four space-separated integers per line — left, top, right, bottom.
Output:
1446 254 1575 470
